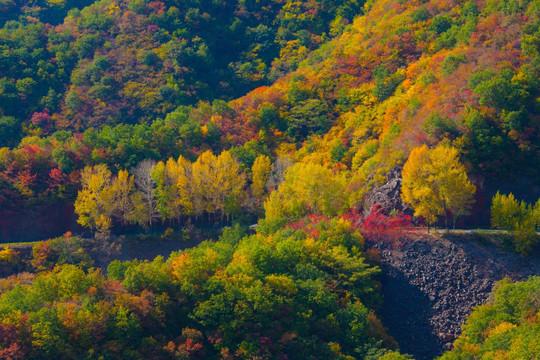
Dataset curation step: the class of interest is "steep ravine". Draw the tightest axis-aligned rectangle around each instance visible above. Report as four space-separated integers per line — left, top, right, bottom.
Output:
371 233 540 360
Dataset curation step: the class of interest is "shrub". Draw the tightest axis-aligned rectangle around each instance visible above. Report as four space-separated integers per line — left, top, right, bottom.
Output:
0 247 22 274
440 277 540 360
490 192 540 255
31 233 93 271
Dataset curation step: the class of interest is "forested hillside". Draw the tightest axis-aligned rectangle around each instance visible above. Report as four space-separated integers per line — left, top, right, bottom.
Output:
0 222 413 359
0 0 539 358
1 0 539 238
0 0 363 133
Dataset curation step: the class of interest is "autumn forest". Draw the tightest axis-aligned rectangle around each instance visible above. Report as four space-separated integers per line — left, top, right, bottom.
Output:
0 0 539 358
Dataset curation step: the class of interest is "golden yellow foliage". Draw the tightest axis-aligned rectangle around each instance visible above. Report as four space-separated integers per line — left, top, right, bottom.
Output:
251 154 271 200
74 165 113 236
489 322 518 336
401 144 475 228
191 150 245 219
264 162 348 224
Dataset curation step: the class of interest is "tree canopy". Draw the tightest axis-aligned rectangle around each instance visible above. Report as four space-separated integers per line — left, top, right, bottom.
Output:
401 144 476 229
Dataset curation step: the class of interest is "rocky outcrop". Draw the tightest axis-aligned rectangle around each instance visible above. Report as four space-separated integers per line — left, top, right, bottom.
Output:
362 168 409 217
371 233 540 360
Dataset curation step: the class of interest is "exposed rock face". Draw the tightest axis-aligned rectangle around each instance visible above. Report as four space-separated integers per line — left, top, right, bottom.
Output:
362 168 409 217
371 234 540 360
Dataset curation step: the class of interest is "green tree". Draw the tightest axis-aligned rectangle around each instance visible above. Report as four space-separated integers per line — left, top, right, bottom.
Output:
440 277 539 360
490 192 539 254
151 156 192 224
262 162 348 230
490 192 527 230
0 116 21 148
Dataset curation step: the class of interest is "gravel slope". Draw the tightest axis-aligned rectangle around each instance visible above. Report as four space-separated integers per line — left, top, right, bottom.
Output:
371 232 540 360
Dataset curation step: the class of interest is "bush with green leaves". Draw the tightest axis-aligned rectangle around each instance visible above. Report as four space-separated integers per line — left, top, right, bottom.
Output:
31 234 94 271
439 276 539 360
490 192 540 254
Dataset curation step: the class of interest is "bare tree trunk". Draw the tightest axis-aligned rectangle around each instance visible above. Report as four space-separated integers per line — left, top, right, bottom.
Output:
133 159 157 229
266 155 293 191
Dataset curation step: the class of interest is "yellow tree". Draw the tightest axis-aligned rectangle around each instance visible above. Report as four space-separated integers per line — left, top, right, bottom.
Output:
74 165 113 237
103 169 137 225
191 150 216 219
214 150 246 220
190 150 245 220
172 155 193 218
264 162 348 225
251 154 271 201
151 160 168 220
152 156 193 224
401 144 476 230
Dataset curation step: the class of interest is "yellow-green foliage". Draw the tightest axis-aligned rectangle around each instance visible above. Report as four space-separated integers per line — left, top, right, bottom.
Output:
0 247 15 264
31 234 94 271
261 161 349 230
251 154 272 200
490 192 540 254
439 276 540 360
0 220 405 359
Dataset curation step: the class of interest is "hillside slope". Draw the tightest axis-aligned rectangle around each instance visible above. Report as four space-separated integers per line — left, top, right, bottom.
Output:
1 0 539 237
0 0 364 134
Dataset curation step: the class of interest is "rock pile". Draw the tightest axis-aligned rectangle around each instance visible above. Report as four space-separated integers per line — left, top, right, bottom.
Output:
371 233 540 359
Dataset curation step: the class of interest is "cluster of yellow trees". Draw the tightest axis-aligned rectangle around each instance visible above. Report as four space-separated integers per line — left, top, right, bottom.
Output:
262 143 477 232
75 143 478 237
74 151 279 236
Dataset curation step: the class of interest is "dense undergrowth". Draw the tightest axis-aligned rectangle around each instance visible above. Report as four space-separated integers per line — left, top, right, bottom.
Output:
440 276 539 360
0 220 410 359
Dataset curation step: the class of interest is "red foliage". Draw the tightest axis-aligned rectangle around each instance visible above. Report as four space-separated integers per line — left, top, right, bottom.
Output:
213 114 259 147
259 336 273 354
0 323 26 360
31 241 54 270
147 1 165 14
340 205 413 243
147 25 159 33
47 168 68 190
16 169 36 188
0 342 24 360
30 109 52 133
288 214 328 238
390 31 420 63
361 205 413 242
0 323 18 344
23 145 40 157
335 56 373 81
174 338 204 358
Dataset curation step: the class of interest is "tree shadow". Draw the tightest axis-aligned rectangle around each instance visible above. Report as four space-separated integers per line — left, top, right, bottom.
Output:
378 267 443 360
